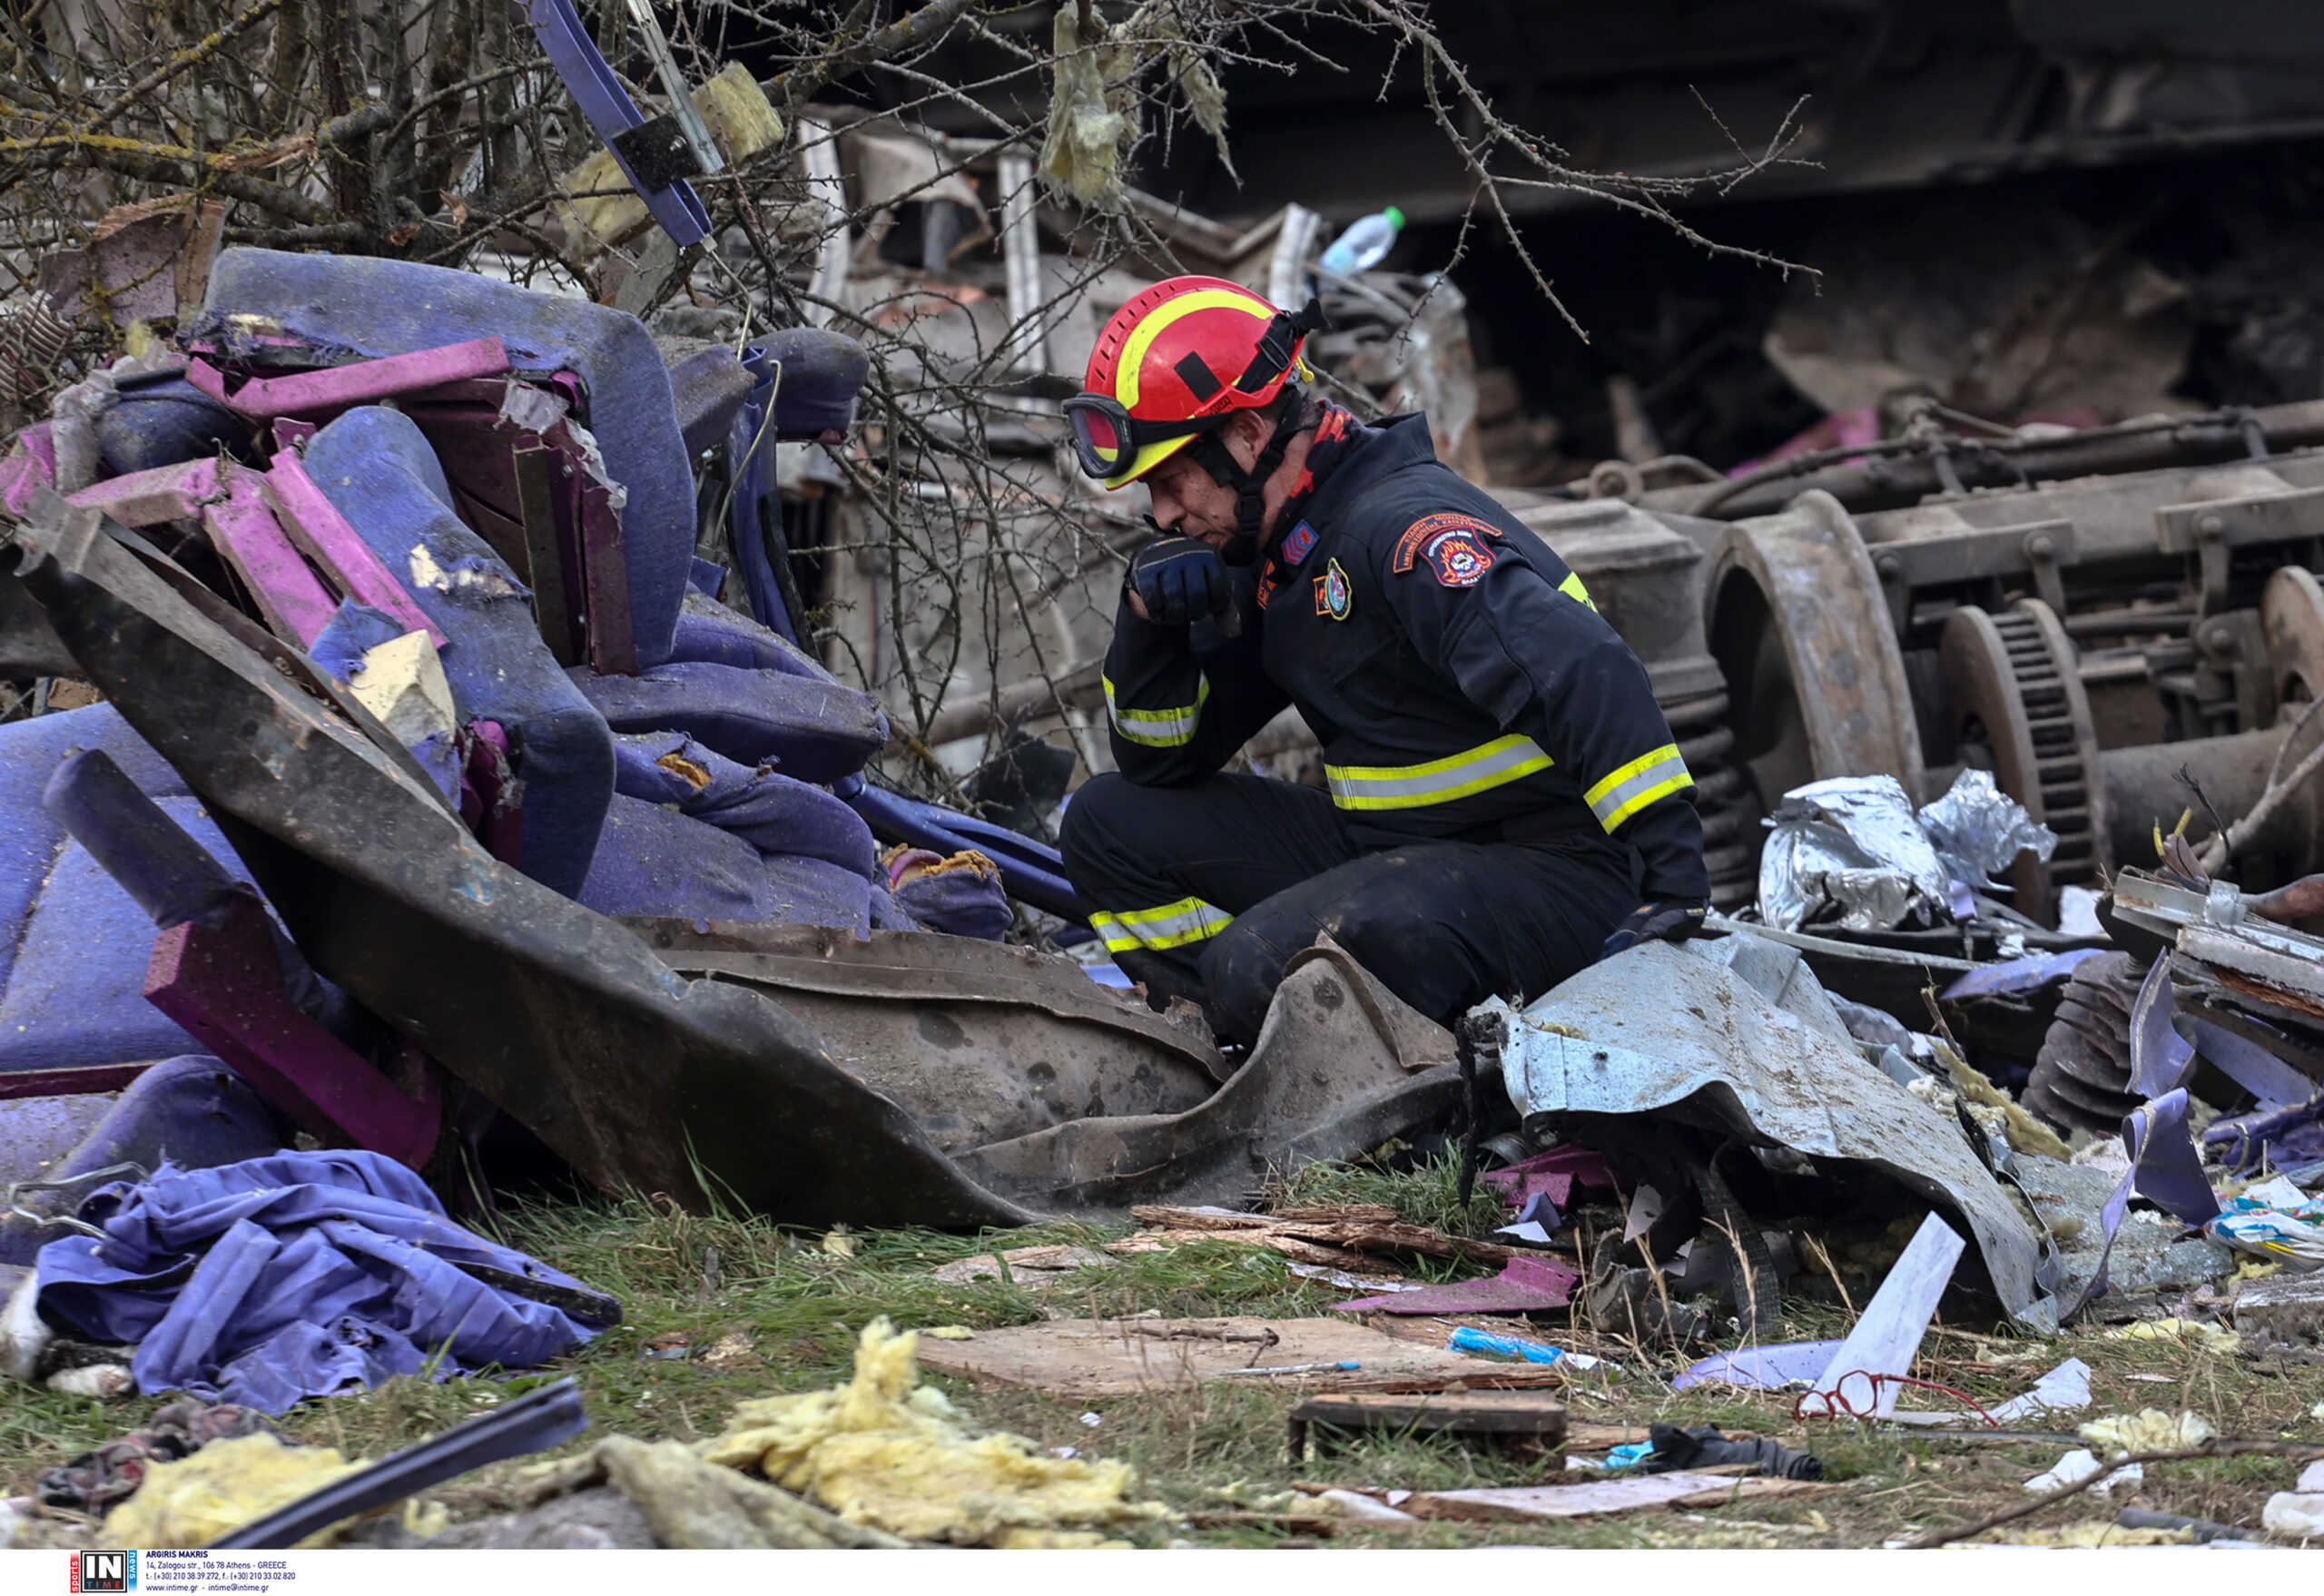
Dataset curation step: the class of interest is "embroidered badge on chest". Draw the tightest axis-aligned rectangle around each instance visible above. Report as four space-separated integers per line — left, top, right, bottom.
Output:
1281 519 1319 566
1315 557 1353 621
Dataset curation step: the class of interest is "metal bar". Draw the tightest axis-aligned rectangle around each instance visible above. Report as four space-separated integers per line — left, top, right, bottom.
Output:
618 0 722 175
212 1379 588 1549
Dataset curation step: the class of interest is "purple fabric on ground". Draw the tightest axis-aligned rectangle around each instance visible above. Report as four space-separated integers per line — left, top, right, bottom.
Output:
35 1150 611 1413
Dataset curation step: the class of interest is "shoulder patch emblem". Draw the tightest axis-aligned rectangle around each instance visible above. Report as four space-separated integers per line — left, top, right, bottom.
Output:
1392 511 1505 576
1314 557 1353 621
1281 520 1319 566
1423 528 1497 588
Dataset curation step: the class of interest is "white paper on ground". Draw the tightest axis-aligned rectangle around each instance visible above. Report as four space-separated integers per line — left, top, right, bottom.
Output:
1886 1356 2093 1428
1285 1262 1425 1293
1319 1489 1418 1522
1622 1184 1665 1244
1798 1211 1966 1417
2024 1449 2142 1499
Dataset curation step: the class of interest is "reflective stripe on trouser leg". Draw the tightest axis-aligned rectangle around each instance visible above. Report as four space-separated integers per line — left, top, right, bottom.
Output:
1324 734 1552 811
1584 744 1692 831
1088 895 1235 954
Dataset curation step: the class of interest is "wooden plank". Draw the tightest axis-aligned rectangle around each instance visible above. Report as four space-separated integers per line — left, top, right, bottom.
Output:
916 1316 1568 1398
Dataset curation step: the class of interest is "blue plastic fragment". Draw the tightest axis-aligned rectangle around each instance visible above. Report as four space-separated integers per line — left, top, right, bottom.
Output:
1449 1326 1570 1364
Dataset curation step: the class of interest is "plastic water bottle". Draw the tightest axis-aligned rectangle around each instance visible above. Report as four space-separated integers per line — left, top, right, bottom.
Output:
1318 206 1403 276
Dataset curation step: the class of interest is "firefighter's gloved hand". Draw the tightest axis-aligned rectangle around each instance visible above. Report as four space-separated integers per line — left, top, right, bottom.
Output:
1127 536 1231 627
1601 901 1708 959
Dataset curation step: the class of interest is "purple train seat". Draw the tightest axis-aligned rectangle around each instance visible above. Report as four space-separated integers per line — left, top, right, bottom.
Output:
196 248 697 668
0 706 241 1081
302 406 614 901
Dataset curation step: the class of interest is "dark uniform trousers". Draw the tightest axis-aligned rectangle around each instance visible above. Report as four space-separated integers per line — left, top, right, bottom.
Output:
1061 769 1640 1047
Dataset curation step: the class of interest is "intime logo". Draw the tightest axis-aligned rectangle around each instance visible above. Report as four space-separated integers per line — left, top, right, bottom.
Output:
69 1550 137 1592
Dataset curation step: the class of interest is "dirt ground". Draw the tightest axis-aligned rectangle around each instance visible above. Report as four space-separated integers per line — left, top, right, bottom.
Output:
7 1156 2319 1550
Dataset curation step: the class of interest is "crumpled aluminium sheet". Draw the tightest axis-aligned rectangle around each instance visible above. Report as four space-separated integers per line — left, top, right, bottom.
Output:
1490 935 2055 1328
1758 775 1952 931
1918 768 2058 892
1758 771 2055 931
35 1151 615 1413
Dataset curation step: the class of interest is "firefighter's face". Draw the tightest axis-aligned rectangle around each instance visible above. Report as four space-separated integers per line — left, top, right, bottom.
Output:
1143 413 1265 546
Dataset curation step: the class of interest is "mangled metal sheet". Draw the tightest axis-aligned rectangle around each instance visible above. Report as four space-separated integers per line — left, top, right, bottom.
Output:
635 920 1225 1153
1484 933 2056 1329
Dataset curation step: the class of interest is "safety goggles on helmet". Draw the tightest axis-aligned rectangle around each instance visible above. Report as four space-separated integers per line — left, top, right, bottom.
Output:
1062 395 1224 481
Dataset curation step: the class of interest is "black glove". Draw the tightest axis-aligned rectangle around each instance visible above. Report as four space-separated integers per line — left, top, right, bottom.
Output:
1600 901 1708 959
1128 535 1230 627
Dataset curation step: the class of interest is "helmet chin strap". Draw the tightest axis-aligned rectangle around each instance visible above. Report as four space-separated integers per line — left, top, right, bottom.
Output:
1186 389 1302 567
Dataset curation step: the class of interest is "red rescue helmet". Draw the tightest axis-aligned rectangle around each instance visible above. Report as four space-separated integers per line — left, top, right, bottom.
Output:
1065 275 1322 489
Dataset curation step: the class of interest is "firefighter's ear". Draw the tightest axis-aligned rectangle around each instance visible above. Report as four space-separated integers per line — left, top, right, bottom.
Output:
1222 406 1273 462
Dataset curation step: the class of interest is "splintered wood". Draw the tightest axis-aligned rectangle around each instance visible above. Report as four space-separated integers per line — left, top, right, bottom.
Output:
1114 1204 1519 1276
912 1316 1569 1397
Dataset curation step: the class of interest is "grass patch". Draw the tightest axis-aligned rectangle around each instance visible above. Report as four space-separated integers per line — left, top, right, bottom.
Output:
8 1160 2324 1549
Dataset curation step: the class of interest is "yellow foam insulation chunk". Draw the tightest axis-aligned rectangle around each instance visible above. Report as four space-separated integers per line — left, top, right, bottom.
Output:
1935 1040 2072 1161
880 846 1002 887
560 63 783 259
2103 1317 2242 1355
2001 1520 2193 1547
100 1433 447 1549
699 1317 1170 1547
2079 1408 2220 1458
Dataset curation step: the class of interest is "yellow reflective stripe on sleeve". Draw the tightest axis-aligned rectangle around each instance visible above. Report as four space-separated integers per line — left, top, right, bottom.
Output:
1558 571 1597 611
1324 734 1553 812
1088 896 1234 954
1585 744 1693 831
1103 673 1209 748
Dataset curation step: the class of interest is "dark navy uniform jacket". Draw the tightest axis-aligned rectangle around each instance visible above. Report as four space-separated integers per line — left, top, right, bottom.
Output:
1100 410 1711 907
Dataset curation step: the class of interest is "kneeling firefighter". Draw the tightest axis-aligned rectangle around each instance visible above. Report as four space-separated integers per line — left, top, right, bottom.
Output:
1059 275 1709 1047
